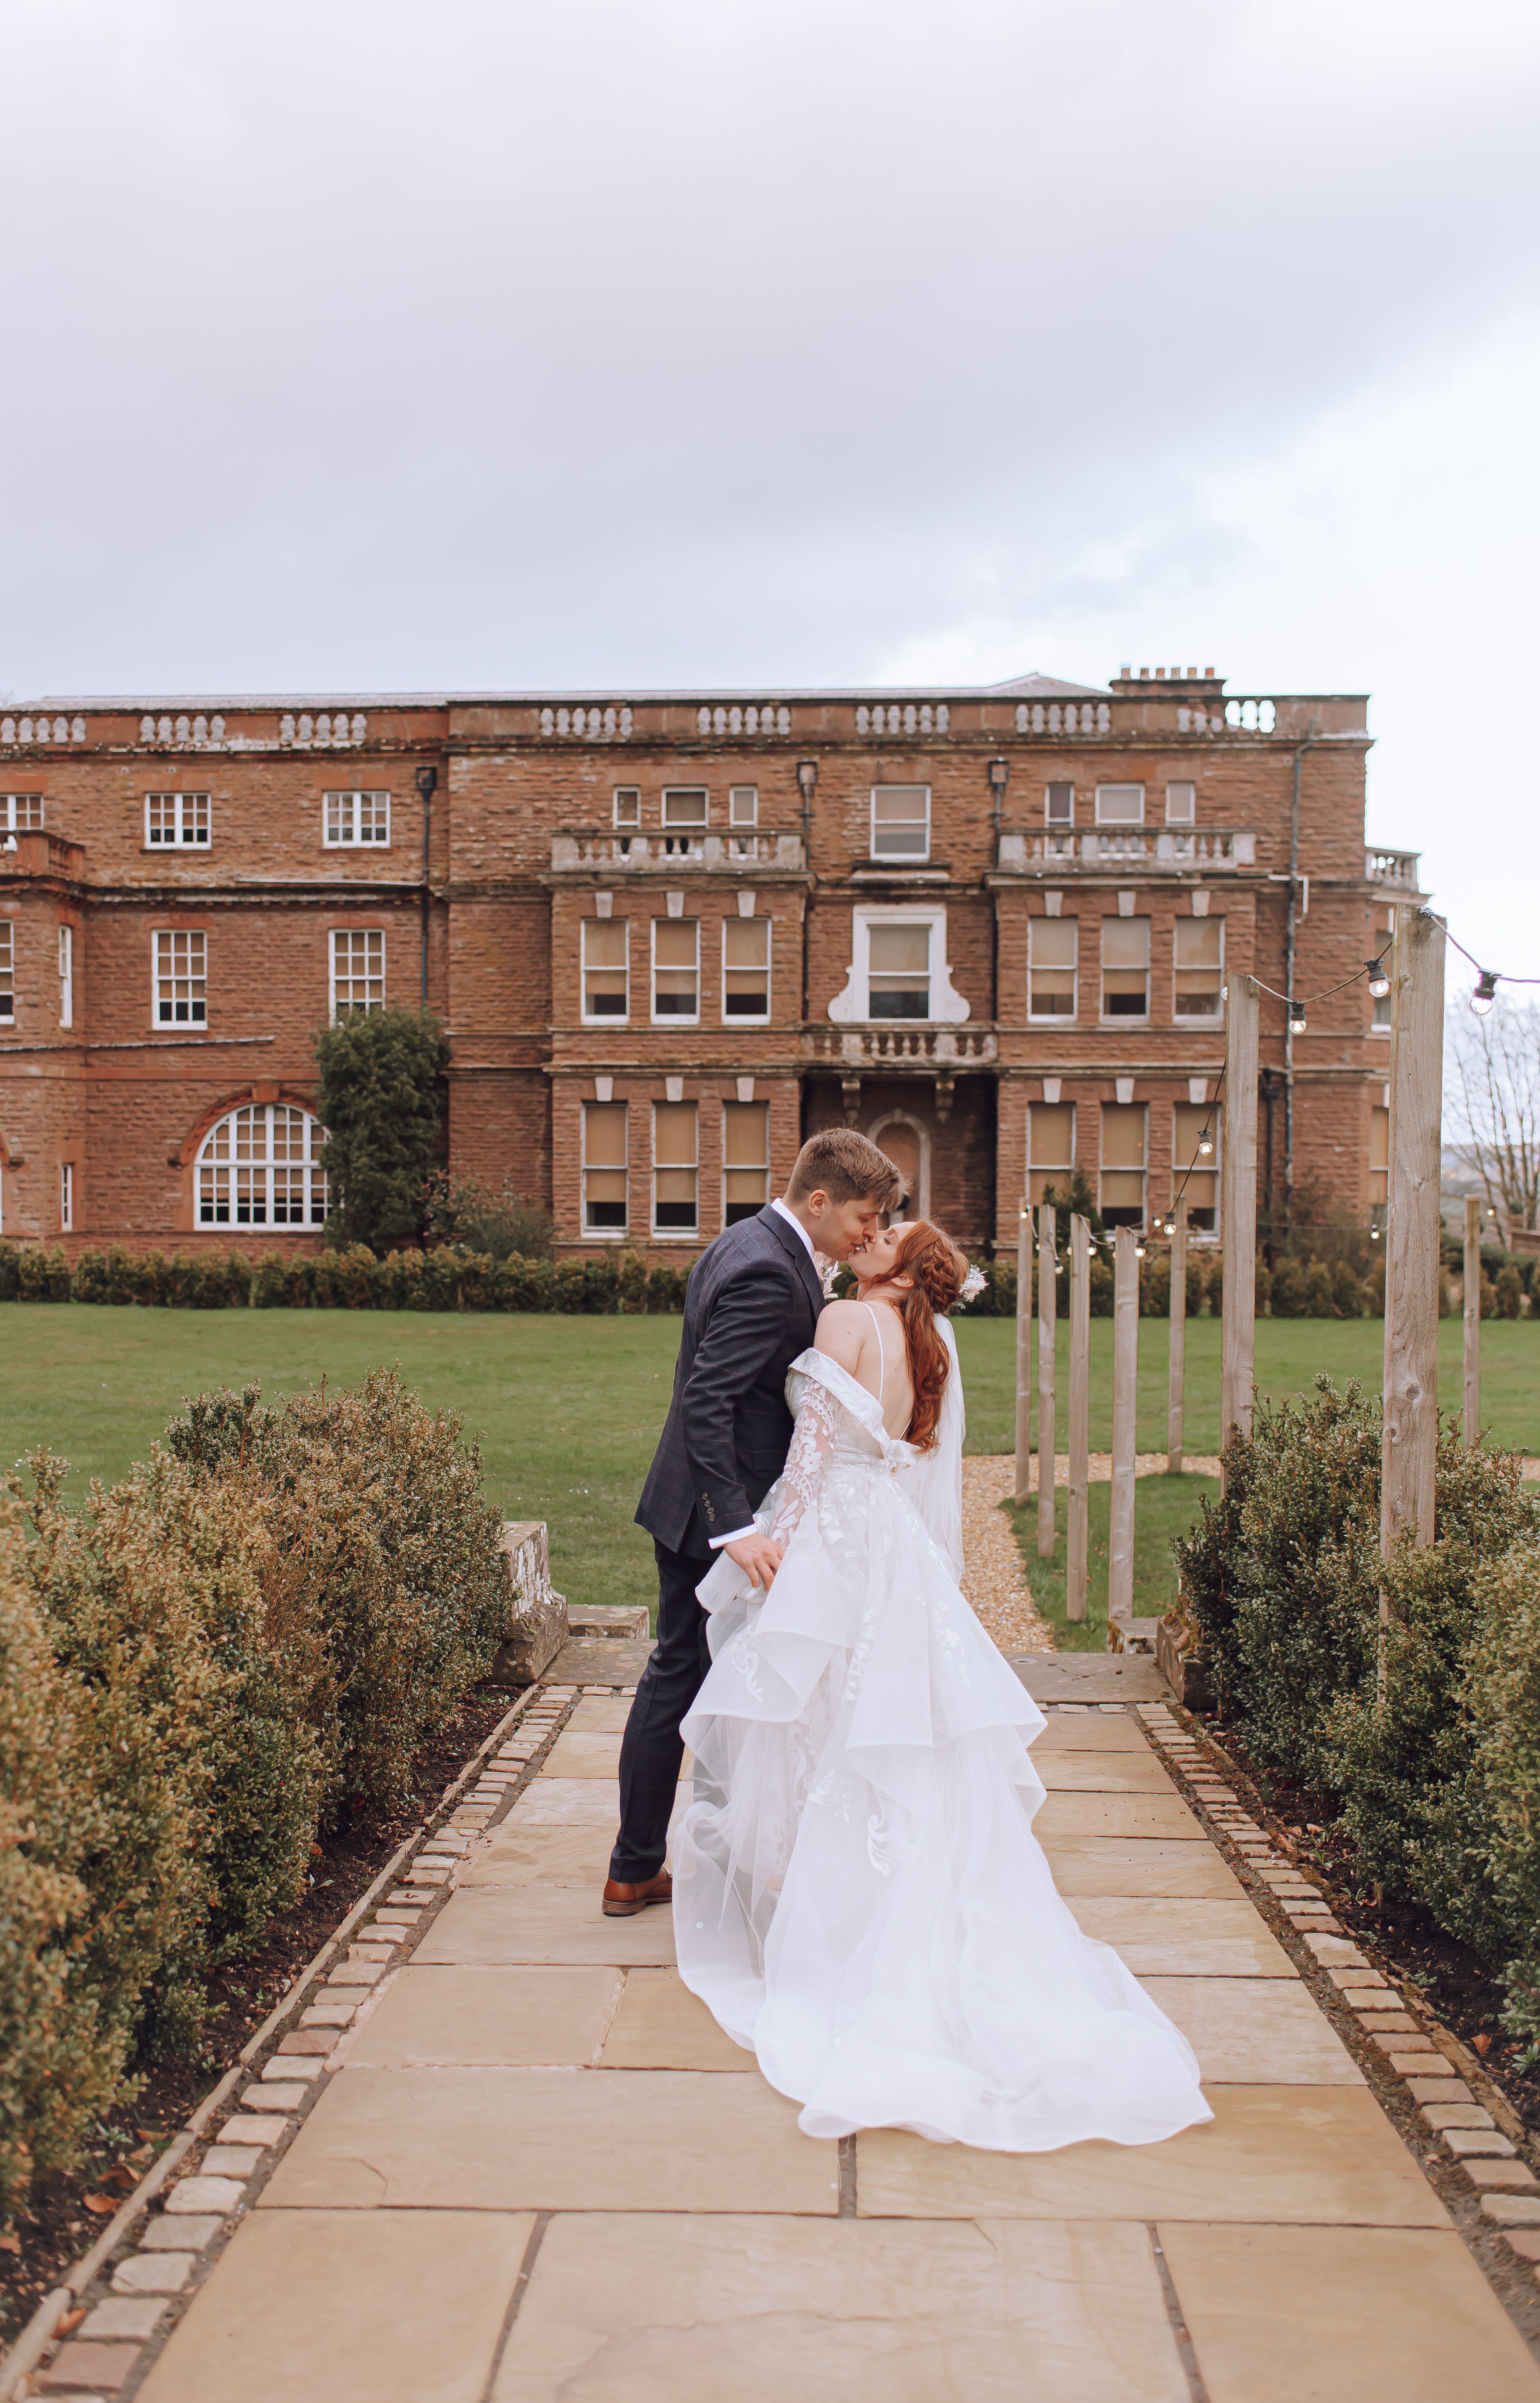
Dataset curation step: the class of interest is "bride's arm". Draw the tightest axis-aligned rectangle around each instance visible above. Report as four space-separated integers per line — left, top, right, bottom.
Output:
765 1377 840 1550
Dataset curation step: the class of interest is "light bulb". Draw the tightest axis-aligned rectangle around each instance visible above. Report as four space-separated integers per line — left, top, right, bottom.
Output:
1197 1128 1214 1157
1369 1225 1380 1240
1365 958 1390 999
1471 970 1499 1016
1135 1243 1147 1258
1290 1008 1307 1034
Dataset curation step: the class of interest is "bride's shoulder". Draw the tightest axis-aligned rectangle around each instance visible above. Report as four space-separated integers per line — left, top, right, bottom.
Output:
813 1297 868 1370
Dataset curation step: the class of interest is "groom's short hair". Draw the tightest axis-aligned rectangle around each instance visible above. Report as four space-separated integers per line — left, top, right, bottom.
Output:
786 1129 906 1212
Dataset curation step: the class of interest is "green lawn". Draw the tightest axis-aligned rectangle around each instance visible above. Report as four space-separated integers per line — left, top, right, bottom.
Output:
3 1307 1535 1626
1004 1473 1220 1651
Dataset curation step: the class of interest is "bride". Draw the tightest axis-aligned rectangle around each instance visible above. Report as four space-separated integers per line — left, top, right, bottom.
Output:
675 1216 1212 2153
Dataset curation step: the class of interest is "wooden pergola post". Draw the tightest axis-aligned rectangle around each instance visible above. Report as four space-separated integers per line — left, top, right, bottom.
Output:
1067 1212 1090 1623
1167 1203 1187 1475
1014 1192 1033 1507
1220 972 1260 1478
1108 1224 1139 1639
1464 1193 1481 1449
1382 907 1446 1555
1037 1204 1058 1557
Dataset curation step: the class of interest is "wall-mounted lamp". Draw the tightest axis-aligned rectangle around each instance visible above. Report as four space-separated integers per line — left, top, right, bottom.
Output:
988 755 1010 832
416 765 438 1007
796 758 818 844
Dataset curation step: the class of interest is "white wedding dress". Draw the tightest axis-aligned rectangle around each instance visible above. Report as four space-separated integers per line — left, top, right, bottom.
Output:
675 1321 1212 2151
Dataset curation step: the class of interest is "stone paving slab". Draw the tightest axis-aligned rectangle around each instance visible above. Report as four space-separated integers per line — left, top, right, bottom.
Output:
493 2213 1192 2403
1036 1752 1181 1794
566 1696 636 1735
1140 1976 1362 2084
1043 1836 1248 1900
259 2067 840 2214
135 2209 532 2403
1156 2223 1540 2403
506 1776 623 1826
1033 1791 1208 1842
600 1969 758 2071
463 1823 619 1888
856 2088 1450 2224
545 1636 654 1683
1011 1651 1170 1703
1069 1897 1295 1977
419 1885 678 1966
1031 1714 1149 1753
542 1730 628 1777
345 1966 624 2067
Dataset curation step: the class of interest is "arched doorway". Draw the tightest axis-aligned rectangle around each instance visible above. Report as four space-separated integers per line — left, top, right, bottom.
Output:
869 1112 928 1221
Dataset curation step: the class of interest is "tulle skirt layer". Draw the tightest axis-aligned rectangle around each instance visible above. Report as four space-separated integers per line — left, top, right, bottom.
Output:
677 1458 1213 2152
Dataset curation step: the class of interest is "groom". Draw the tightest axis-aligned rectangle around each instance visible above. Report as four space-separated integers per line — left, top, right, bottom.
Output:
603 1126 905 1915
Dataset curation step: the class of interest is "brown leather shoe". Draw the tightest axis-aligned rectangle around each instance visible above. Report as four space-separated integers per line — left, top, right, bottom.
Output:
602 1870 673 1918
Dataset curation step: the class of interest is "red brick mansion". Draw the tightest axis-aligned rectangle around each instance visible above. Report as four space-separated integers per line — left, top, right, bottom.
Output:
0 668 1420 1262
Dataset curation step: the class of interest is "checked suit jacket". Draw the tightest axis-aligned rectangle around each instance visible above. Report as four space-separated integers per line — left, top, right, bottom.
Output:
635 1203 826 1558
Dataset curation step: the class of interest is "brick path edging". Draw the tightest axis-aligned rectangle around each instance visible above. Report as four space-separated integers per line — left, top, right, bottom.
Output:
1132 1700 1540 2344
0 1677 606 2403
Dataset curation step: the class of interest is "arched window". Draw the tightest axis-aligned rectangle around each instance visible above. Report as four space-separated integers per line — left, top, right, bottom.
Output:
196 1103 327 1227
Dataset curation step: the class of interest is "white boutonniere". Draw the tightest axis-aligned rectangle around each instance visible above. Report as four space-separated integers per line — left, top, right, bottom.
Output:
813 1250 840 1301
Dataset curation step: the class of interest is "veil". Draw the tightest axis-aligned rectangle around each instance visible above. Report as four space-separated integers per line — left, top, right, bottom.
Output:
895 1314 964 1580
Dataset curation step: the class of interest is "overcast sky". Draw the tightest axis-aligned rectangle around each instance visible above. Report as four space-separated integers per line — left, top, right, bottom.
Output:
3 0 1537 980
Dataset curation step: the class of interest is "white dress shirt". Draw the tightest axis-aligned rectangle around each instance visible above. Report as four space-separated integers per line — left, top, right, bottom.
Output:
709 1197 819 1549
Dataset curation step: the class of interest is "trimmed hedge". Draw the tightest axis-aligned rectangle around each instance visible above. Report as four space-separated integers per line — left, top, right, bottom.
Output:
1174 1376 1540 2033
0 1241 693 1315
0 1370 508 2223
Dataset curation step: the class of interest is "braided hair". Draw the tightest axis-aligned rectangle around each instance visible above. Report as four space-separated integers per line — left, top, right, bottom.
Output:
888 1219 969 1449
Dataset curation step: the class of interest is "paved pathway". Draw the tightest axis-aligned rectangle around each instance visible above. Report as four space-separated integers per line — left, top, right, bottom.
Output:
125 1687 1540 2403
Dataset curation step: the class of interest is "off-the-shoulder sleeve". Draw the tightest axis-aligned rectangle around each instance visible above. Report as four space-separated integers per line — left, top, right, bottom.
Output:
767 1378 840 1547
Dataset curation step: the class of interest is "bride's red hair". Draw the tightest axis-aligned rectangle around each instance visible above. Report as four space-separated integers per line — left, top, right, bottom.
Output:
890 1219 970 1450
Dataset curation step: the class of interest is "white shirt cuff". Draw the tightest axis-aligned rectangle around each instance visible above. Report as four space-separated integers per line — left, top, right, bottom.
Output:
709 1525 757 1549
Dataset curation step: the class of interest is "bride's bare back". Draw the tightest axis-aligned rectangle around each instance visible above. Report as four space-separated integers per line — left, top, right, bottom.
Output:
815 1294 914 1439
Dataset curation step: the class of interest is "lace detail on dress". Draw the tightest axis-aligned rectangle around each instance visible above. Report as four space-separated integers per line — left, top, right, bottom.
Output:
767 1377 840 1547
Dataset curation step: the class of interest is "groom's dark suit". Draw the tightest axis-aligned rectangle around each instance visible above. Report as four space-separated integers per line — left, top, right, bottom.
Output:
610 1204 825 1882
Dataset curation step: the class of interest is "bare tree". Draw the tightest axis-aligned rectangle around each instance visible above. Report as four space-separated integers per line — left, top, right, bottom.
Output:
1445 996 1540 1234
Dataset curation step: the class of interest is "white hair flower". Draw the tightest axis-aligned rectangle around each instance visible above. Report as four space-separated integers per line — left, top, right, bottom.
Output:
958 1262 988 1304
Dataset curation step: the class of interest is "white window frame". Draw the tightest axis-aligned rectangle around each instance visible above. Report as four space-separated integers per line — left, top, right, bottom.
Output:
581 917 630 1025
58 924 73 1029
60 1159 73 1232
2 794 44 832
829 904 969 1027
0 920 13 1023
651 917 700 1025
1172 914 1224 1022
869 783 932 863
1095 783 1145 826
721 914 771 1023
1028 916 1078 1022
145 791 211 847
323 790 392 848
581 1102 630 1239
330 928 386 1019
651 1100 700 1240
196 1102 328 1228
722 1099 770 1228
1099 915 1151 1024
1165 781 1196 825
1027 1100 1076 1208
613 787 641 828
1099 1102 1149 1229
729 785 759 828
1044 782 1074 826
153 927 208 1026
661 787 709 828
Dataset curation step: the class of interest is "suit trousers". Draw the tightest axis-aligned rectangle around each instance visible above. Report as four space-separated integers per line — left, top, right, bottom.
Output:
609 1535 715 1883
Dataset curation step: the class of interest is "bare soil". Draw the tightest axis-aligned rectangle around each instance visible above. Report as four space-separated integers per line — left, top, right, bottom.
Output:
0 1683 514 2349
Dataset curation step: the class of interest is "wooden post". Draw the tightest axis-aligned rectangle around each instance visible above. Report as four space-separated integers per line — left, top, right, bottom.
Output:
1013 1193 1033 1507
1067 1212 1090 1623
1464 1193 1481 1449
1108 1224 1139 1639
1382 907 1445 1554
1167 1203 1187 1475
1220 972 1260 1475
1036 1204 1058 1557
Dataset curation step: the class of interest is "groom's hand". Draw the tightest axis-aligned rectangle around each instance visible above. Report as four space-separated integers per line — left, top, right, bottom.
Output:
724 1533 783 1591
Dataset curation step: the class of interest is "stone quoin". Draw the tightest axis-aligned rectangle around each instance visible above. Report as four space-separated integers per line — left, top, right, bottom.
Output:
0 669 1417 1259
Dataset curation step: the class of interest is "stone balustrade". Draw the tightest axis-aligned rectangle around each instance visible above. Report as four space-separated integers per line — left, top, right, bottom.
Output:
801 1026 999 1067
2 713 87 744
858 701 949 735
997 828 1257 873
550 831 804 872
1366 847 1421 887
540 704 634 739
1014 700 1111 734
